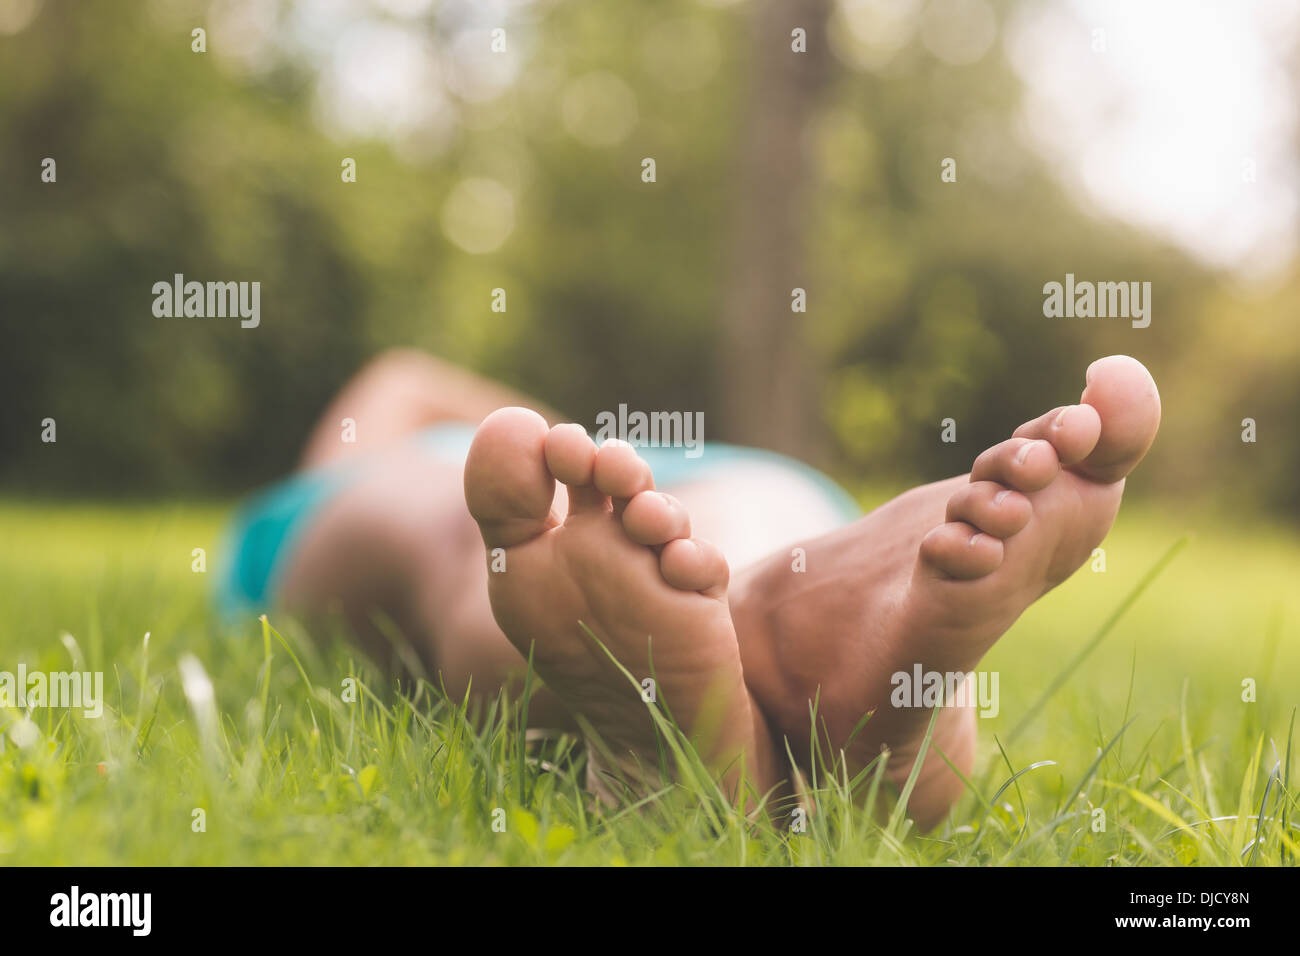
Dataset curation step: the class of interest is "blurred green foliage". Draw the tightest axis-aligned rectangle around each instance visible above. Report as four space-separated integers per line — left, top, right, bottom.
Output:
2 0 1297 514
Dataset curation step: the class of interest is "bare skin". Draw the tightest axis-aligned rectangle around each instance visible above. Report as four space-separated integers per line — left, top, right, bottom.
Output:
277 351 1160 827
465 415 781 799
731 356 1161 824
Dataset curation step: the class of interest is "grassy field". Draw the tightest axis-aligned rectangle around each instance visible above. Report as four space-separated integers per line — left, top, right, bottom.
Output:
1 496 1297 866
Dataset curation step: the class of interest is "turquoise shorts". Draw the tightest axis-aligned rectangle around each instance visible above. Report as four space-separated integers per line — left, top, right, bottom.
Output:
215 423 861 618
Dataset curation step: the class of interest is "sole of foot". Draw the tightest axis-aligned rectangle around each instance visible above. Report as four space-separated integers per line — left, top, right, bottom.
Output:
464 408 778 799
731 355 1161 828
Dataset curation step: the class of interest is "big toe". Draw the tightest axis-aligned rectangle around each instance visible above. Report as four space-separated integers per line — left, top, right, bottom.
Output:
1074 355 1161 484
464 407 558 548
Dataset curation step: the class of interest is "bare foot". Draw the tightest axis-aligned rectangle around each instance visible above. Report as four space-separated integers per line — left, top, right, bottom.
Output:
464 408 780 799
730 356 1162 828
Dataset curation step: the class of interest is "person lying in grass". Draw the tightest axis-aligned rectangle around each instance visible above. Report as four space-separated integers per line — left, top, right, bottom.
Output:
218 350 1160 827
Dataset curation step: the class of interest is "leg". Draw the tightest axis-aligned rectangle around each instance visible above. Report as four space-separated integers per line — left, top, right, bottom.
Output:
298 348 563 468
278 348 833 735
278 349 573 725
277 349 831 729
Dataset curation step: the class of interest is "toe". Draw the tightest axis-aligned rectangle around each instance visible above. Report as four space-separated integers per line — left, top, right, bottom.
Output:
1012 403 1102 466
623 491 691 546
969 437 1060 492
918 522 1004 580
545 423 596 484
464 407 558 548
1074 355 1162 484
593 439 655 501
659 537 729 596
945 481 1032 539
545 423 607 512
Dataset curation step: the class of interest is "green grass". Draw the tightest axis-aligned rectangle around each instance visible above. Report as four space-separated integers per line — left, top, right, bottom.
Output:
1 497 1297 865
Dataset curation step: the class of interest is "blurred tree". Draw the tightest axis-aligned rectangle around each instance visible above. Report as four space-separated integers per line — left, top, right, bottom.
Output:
0 0 1291 520
718 0 833 463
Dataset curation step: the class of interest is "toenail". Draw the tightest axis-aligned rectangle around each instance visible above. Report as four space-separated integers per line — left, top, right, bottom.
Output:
1014 440 1041 465
993 489 1010 506
968 532 983 547
1053 407 1071 429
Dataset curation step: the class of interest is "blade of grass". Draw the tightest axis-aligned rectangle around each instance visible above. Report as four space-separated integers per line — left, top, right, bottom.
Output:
884 707 940 839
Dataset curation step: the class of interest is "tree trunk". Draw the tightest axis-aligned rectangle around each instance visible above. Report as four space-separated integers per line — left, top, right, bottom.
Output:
718 0 833 461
